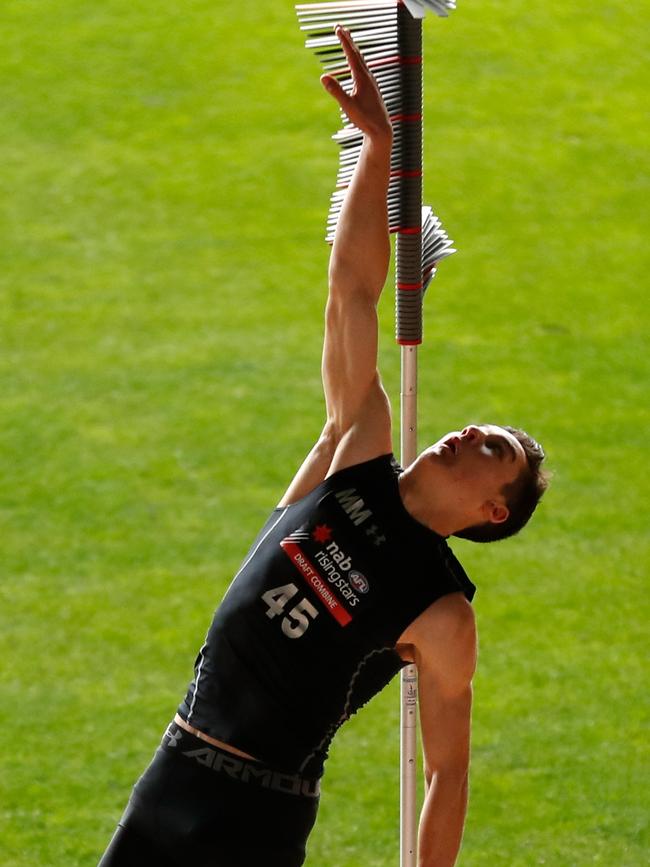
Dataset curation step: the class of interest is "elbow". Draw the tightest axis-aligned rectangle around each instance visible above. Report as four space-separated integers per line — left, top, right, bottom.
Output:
425 761 470 797
326 280 379 311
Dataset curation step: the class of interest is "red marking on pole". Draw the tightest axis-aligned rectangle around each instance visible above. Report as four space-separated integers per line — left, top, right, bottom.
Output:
390 114 423 123
396 227 422 235
397 282 424 290
280 540 352 627
338 170 421 189
390 169 422 178
367 55 422 70
397 339 423 347
332 55 421 78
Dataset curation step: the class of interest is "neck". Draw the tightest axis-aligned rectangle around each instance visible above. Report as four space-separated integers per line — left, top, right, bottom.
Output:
398 469 458 538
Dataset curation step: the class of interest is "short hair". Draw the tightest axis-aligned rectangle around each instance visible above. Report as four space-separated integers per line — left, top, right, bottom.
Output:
454 426 549 544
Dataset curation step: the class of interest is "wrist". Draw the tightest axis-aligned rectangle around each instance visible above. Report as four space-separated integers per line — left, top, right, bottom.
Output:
364 127 393 154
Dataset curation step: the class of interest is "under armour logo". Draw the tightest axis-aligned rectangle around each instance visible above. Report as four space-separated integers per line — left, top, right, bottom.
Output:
165 727 182 748
365 524 386 546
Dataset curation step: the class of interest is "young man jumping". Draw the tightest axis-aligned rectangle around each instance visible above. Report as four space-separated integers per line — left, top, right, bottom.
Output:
99 26 547 867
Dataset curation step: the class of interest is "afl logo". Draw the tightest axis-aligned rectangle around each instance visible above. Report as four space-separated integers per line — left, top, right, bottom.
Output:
349 571 369 594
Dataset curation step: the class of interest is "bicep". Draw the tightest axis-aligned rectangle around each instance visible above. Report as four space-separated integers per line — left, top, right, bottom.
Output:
322 295 384 433
321 296 393 469
407 597 477 783
418 672 473 784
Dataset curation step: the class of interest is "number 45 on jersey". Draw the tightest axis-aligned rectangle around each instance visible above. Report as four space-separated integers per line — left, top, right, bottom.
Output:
262 583 319 639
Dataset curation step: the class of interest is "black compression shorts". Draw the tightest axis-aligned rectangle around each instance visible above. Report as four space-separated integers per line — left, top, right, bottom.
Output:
98 722 320 867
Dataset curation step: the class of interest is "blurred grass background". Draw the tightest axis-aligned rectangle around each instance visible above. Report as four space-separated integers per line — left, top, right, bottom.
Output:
0 0 648 864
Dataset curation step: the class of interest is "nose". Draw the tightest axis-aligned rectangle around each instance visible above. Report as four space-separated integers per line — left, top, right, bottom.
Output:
461 425 483 443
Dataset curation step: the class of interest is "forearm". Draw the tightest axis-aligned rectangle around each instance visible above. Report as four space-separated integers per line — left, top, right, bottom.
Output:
418 772 469 867
328 131 392 302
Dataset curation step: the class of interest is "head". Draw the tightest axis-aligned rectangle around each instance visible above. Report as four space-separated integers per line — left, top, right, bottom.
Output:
453 425 549 542
404 424 549 542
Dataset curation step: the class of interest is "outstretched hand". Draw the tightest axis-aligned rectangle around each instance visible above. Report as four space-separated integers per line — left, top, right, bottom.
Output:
321 26 392 142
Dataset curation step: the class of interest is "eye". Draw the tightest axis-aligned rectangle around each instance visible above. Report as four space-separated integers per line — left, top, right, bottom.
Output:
486 438 503 456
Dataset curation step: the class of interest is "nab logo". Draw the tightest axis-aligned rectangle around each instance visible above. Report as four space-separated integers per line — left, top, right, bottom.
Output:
349 571 369 594
335 488 373 526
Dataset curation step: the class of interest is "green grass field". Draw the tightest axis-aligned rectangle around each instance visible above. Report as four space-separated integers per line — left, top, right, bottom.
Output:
1 0 648 864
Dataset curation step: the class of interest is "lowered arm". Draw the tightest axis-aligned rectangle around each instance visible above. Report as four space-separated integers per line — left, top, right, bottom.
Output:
398 593 477 867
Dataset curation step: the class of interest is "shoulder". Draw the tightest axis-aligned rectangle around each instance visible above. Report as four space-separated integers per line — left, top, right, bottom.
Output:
398 593 477 693
400 589 476 646
325 379 393 477
325 450 397 488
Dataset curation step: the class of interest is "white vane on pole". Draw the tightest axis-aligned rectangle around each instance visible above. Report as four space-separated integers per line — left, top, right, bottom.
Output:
402 0 456 18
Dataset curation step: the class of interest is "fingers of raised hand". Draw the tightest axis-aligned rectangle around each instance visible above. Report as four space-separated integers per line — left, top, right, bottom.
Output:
335 25 368 81
321 74 348 107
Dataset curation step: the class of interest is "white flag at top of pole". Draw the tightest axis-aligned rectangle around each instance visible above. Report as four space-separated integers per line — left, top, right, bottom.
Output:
402 0 456 19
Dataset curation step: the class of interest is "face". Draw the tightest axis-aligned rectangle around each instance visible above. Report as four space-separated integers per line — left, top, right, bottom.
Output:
417 424 528 526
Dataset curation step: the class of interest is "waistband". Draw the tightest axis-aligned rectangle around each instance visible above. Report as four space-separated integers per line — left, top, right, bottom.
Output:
161 721 321 799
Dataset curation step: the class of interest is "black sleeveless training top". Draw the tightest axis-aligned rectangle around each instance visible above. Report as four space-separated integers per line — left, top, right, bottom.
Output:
178 454 475 777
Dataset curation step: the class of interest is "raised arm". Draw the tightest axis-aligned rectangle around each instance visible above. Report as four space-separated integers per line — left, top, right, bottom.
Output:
279 27 394 506
398 594 477 867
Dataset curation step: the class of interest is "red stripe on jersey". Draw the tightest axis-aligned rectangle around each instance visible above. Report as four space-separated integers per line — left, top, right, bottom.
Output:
280 540 352 627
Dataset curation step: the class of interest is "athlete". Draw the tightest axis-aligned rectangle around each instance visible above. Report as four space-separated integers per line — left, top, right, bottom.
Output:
99 26 548 867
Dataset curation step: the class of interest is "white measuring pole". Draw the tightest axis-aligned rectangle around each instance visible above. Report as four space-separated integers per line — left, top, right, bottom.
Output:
400 343 419 867
394 1 423 862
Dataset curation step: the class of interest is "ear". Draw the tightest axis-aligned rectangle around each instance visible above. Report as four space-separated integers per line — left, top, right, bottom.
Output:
484 500 509 525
